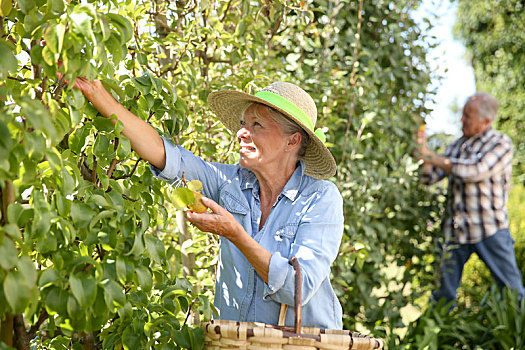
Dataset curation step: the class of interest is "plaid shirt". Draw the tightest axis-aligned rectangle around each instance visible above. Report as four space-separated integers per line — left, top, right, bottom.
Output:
422 128 513 244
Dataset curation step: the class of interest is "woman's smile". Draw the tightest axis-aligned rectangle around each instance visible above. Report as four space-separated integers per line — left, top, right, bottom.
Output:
236 104 287 172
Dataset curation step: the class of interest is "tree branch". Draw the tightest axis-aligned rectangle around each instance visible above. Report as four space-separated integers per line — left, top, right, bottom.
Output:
339 0 365 170
27 309 48 340
114 157 141 180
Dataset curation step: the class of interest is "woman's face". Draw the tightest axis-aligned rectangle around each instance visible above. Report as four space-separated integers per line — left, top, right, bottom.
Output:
236 104 288 174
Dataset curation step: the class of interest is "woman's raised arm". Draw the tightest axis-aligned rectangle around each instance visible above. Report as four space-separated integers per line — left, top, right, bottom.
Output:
73 77 166 170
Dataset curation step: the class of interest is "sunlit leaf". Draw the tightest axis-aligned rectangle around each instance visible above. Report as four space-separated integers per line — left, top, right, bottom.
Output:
169 187 194 209
187 179 203 192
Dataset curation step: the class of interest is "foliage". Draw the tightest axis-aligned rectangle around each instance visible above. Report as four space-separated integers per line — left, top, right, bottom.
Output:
400 286 525 349
1 0 440 348
308 0 440 339
454 0 525 183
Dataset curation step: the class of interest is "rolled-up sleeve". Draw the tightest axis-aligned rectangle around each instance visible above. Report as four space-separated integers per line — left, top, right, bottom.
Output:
420 142 456 185
149 137 232 200
420 165 446 185
150 137 182 184
264 183 344 306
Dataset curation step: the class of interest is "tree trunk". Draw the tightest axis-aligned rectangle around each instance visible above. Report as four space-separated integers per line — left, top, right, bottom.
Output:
175 211 200 325
0 315 14 347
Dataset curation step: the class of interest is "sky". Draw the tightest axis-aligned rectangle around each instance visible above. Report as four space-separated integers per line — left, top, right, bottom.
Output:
412 0 476 136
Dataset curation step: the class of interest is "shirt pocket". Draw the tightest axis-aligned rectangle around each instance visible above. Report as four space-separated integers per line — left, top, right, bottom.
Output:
220 190 249 216
274 223 299 257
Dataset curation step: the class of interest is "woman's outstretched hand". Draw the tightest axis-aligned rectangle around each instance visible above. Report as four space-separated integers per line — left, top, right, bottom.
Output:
57 68 100 99
57 68 167 169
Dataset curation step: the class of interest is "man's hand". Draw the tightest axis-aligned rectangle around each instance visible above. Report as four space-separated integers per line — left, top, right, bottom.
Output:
414 128 453 173
415 125 430 161
185 197 243 242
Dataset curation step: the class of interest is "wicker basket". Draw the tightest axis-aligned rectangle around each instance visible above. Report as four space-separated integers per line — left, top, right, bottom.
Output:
203 257 383 349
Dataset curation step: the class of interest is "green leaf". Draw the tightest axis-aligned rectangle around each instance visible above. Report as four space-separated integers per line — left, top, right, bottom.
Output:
129 228 145 257
71 202 96 228
0 119 12 150
170 187 194 209
116 256 130 284
94 116 115 133
0 237 18 270
106 13 133 43
135 266 153 292
69 10 94 39
44 23 66 54
117 301 132 321
69 274 97 309
47 0 65 16
45 286 68 315
18 255 37 287
122 326 142 350
7 202 33 227
0 40 18 79
106 33 124 65
3 271 30 313
103 279 125 308
39 268 62 288
17 0 35 14
42 45 57 66
0 0 13 16
88 209 114 230
173 326 191 349
88 194 109 208
191 327 205 350
116 135 131 160
68 127 90 153
36 231 57 254
66 293 81 318
145 236 165 265
48 336 70 350
18 98 58 142
3 224 22 241
59 168 76 195
93 133 110 156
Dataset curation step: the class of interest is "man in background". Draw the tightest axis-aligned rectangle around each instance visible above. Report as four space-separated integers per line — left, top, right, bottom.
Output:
416 92 524 304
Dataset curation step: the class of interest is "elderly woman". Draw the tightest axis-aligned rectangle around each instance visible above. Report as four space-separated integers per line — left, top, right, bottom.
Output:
73 79 344 329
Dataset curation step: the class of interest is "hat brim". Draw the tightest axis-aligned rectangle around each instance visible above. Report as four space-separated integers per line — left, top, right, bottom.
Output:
207 90 337 179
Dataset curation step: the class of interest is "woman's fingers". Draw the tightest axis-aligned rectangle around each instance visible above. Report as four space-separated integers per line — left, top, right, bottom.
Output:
185 198 237 238
200 196 223 214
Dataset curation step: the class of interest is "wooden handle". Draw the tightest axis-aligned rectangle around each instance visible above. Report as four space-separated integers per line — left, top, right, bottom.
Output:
289 256 302 335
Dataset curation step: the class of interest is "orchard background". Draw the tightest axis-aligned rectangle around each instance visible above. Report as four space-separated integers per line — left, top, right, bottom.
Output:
1 0 524 349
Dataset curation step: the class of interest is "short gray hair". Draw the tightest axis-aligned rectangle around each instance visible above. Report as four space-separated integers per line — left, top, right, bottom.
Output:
466 92 498 122
254 104 310 157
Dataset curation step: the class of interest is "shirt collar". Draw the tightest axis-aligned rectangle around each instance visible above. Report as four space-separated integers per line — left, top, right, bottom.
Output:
466 127 493 143
479 127 494 142
238 161 306 201
280 161 306 201
239 167 257 190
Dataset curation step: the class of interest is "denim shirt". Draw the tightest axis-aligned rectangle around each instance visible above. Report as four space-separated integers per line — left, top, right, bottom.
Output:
151 138 344 329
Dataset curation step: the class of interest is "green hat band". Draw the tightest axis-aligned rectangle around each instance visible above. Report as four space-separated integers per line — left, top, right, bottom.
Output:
255 91 326 144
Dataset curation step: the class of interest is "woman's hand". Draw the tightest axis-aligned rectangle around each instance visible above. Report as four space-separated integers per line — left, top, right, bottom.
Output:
57 68 166 169
68 76 102 100
186 196 272 283
185 197 243 241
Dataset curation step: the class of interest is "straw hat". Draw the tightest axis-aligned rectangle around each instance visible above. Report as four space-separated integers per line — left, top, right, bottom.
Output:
207 82 336 179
